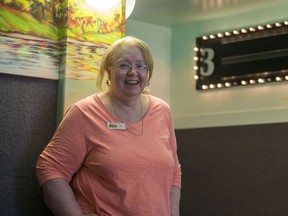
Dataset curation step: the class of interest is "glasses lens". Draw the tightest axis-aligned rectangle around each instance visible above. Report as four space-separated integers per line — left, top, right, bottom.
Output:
115 62 148 72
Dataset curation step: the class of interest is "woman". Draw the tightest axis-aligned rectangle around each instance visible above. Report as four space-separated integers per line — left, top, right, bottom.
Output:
36 36 182 216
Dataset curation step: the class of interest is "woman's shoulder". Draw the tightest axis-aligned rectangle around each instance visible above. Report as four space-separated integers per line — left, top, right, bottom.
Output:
148 94 171 110
72 94 100 110
148 94 169 105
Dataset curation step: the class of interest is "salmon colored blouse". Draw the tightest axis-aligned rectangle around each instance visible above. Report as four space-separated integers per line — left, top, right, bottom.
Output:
36 94 181 216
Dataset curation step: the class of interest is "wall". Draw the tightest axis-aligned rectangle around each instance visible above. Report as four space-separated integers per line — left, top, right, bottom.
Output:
171 3 288 129
127 3 288 130
127 3 288 216
0 74 55 215
176 122 288 216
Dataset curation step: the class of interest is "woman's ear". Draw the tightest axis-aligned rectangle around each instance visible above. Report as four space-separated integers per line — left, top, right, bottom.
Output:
107 67 112 79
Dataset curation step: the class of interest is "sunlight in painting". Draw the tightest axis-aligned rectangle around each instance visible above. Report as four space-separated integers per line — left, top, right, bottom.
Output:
85 0 120 10
86 0 136 18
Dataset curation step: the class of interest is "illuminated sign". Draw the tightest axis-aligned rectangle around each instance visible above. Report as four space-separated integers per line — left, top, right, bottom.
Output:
194 21 288 90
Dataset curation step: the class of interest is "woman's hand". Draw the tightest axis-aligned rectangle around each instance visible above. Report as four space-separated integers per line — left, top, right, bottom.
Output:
41 179 84 216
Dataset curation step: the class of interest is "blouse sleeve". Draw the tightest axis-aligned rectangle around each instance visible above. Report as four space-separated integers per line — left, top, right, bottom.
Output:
167 108 182 188
36 105 88 185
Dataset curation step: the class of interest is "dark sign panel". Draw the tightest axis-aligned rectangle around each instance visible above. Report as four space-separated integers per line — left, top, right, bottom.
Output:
194 21 288 90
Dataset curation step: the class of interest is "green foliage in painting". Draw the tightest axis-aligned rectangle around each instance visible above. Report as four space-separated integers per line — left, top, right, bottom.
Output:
0 0 124 43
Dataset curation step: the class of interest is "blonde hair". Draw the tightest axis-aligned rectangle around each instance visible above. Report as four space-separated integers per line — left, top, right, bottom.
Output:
96 36 154 93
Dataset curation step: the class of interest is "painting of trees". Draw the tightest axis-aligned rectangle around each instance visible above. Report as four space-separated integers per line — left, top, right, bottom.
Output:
0 0 124 80
67 0 123 36
0 0 123 42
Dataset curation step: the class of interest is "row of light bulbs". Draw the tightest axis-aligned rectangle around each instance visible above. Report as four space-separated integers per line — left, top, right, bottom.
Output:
201 20 288 40
194 20 288 90
192 0 248 11
198 75 288 90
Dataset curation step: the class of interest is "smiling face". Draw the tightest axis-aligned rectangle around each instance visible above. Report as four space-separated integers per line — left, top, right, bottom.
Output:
108 44 149 101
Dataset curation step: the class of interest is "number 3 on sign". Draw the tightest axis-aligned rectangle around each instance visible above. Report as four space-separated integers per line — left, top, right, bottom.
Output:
200 48 215 76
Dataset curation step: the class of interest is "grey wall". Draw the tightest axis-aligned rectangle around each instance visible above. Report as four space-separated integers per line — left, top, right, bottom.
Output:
176 123 288 216
0 73 56 216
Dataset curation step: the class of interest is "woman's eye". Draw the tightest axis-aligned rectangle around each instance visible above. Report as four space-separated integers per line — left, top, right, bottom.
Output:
136 64 148 70
118 63 130 69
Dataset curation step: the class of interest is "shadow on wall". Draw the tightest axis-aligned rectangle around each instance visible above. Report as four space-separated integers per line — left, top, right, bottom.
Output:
0 74 56 216
176 123 288 216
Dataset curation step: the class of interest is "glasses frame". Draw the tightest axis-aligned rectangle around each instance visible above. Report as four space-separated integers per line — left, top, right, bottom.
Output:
114 62 149 73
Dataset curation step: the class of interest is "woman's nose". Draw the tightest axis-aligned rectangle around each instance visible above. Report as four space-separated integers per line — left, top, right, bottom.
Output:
127 65 137 74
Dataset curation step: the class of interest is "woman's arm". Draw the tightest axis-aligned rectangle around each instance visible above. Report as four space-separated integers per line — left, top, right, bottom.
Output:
170 185 181 216
41 178 97 216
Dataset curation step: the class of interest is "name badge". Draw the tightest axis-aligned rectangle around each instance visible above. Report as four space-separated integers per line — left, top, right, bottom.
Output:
107 122 126 130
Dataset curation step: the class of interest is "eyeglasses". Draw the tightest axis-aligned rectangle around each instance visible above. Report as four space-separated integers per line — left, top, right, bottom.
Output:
114 62 148 72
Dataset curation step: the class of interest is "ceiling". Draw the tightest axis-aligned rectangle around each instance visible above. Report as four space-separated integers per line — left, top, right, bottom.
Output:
128 0 288 26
